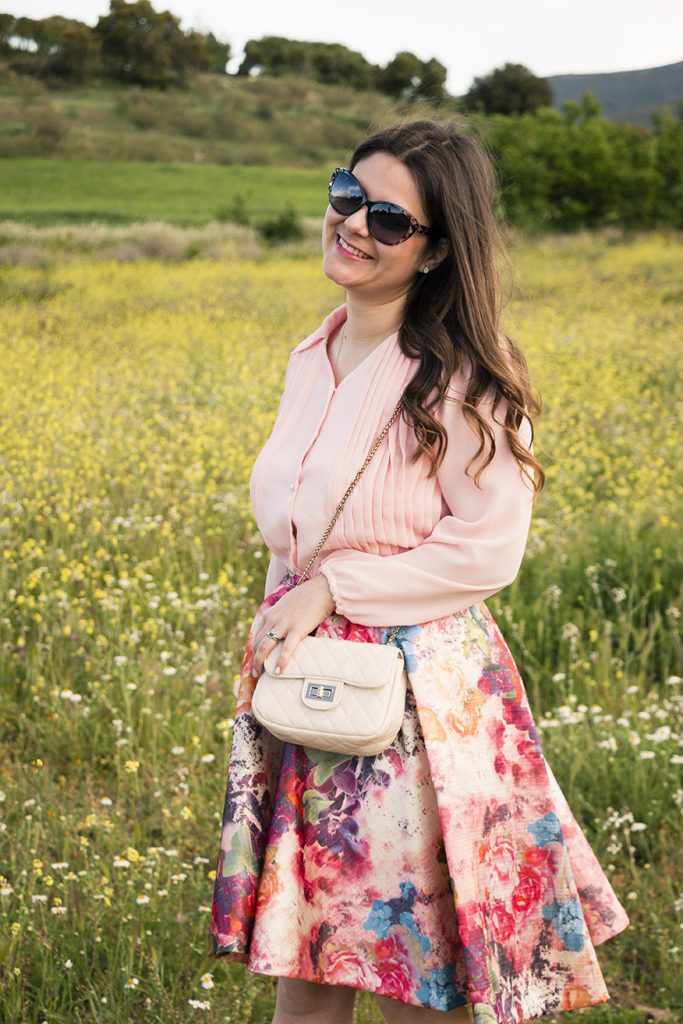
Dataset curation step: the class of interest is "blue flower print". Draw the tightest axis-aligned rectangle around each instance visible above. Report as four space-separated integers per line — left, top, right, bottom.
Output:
527 811 565 847
542 896 585 952
363 880 432 953
416 962 466 1011
363 900 394 937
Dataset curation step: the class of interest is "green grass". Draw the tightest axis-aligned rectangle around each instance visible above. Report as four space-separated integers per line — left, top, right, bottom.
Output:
0 158 331 226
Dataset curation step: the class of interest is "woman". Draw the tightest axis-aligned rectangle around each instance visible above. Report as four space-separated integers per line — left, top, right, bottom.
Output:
208 119 630 1023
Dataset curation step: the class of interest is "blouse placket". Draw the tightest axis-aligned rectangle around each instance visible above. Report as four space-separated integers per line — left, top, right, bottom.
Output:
287 330 390 575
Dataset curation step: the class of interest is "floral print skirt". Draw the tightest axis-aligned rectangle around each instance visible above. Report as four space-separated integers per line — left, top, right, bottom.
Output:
208 571 630 1023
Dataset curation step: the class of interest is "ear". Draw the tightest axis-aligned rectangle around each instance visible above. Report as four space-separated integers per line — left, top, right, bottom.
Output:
428 235 451 269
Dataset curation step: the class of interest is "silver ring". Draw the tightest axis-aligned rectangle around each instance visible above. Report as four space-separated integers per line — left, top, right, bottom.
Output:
265 629 283 641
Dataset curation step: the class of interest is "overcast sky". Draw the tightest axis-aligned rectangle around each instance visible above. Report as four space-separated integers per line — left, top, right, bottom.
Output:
10 0 683 95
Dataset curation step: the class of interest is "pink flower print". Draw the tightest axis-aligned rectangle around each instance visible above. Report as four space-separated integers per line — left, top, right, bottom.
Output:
321 944 382 989
374 933 420 1001
487 835 516 883
343 622 381 644
376 954 417 1001
489 900 515 943
511 865 544 914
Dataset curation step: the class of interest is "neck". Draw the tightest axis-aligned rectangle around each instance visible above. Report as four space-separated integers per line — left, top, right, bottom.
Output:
343 293 405 348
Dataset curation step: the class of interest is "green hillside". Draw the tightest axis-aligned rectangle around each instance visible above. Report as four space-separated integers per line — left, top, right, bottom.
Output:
0 70 446 168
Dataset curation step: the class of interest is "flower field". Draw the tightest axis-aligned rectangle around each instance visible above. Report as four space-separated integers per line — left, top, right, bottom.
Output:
0 230 681 1022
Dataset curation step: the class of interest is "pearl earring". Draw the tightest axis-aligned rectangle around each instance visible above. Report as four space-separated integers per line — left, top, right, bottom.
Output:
422 266 430 274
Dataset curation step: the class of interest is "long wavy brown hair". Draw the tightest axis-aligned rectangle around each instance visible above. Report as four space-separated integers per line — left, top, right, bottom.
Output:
349 118 545 498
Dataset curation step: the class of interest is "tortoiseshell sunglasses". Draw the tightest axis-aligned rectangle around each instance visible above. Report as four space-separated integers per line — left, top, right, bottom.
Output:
328 167 435 245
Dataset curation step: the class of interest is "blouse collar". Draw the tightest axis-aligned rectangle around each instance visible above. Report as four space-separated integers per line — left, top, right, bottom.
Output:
291 303 347 354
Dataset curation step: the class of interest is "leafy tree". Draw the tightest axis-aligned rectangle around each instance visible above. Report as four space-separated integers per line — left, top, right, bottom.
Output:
94 0 212 88
238 36 376 91
0 7 228 82
203 31 230 75
33 15 79 53
172 27 214 76
377 52 447 104
465 62 553 115
0 14 14 55
3 15 41 51
484 97 665 231
309 42 375 89
0 15 43 73
238 36 308 77
41 24 101 82
0 13 100 79
416 57 448 105
378 51 423 97
651 101 683 227
605 119 659 228
561 89 603 126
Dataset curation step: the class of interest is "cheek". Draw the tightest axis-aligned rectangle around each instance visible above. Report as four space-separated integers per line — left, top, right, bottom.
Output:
405 241 428 274
323 216 339 253
323 208 341 235
386 247 422 277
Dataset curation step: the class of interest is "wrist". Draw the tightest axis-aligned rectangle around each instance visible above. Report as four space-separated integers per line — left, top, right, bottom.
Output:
315 570 336 614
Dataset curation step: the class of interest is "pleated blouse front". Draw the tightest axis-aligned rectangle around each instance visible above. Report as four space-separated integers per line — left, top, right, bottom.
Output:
249 302 536 628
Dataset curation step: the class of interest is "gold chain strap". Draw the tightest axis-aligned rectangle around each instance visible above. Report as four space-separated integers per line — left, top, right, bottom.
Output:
292 397 404 647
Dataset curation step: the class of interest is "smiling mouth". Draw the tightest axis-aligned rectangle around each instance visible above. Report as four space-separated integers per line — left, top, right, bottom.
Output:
336 233 372 259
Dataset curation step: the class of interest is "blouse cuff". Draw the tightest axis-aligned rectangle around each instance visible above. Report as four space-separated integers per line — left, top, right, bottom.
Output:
318 563 348 619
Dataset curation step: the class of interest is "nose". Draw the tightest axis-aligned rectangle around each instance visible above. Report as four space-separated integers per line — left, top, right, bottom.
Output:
340 204 370 236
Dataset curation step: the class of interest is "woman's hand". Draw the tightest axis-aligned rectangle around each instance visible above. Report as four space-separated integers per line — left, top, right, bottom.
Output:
250 574 336 679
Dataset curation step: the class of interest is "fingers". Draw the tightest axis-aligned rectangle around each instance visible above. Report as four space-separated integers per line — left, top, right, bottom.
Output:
271 636 297 677
251 628 298 679
249 589 309 679
251 624 285 678
251 632 276 678
250 610 262 636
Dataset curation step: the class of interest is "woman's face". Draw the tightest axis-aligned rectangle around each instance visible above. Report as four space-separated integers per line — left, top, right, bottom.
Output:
321 151 441 301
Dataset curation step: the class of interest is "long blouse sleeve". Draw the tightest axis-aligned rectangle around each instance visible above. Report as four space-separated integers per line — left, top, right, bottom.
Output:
317 382 536 627
263 550 289 599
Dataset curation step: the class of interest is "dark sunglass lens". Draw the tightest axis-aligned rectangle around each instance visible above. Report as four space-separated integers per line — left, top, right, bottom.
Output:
329 170 363 216
369 205 411 245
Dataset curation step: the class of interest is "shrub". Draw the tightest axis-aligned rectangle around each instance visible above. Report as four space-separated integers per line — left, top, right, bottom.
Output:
128 98 161 130
212 105 240 138
137 225 188 260
214 194 250 225
256 204 305 243
171 110 214 139
25 104 69 149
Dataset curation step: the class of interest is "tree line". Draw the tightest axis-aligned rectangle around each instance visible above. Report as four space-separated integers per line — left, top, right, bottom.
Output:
236 38 452 105
0 2 228 87
0 0 555 112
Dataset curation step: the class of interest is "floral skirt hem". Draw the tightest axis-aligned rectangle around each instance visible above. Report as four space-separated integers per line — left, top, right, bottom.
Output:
207 940 475 1016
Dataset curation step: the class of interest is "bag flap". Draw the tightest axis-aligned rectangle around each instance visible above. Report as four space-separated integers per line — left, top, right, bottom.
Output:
263 634 403 689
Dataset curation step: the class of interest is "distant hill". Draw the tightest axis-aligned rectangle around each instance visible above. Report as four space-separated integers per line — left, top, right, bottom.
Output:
547 59 683 128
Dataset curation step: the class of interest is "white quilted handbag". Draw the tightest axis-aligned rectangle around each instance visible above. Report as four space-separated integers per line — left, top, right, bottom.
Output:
251 397 409 757
252 634 407 756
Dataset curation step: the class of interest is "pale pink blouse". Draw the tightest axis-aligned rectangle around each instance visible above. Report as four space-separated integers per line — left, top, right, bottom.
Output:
249 302 536 628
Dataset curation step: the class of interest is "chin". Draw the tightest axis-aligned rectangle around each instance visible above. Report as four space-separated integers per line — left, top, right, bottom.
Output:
322 250 355 287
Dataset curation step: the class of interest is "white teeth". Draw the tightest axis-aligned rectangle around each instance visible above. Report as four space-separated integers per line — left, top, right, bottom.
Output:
338 234 371 259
